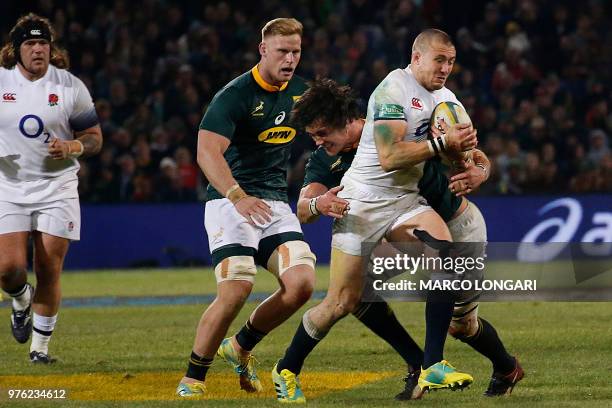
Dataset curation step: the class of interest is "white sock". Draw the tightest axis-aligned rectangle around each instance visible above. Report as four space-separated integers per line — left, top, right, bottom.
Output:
30 313 57 354
8 283 32 311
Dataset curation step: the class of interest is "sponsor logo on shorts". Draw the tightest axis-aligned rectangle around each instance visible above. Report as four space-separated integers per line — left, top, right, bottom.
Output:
211 227 224 246
257 126 296 144
68 221 74 232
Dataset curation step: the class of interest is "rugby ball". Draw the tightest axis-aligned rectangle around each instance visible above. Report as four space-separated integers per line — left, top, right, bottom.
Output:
430 101 473 168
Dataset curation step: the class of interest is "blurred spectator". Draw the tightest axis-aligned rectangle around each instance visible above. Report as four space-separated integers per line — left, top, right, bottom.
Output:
174 146 199 191
587 129 610 166
156 157 197 202
6 0 607 202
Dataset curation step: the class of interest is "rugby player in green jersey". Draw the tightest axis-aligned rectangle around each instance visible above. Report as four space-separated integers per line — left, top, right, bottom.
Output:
273 78 523 402
176 18 317 398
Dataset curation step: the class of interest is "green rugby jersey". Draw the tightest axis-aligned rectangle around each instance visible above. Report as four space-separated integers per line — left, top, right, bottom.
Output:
303 147 356 189
200 66 308 202
303 147 461 222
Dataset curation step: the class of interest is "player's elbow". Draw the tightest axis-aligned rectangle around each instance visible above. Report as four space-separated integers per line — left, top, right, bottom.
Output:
380 154 399 172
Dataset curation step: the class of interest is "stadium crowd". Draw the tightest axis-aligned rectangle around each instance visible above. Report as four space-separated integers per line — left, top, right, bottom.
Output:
2 0 610 202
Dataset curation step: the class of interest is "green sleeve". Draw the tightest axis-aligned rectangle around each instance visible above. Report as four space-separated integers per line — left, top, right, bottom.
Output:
199 86 245 139
303 149 339 189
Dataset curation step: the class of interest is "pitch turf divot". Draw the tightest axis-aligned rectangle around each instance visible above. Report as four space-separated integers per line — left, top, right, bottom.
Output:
0 370 397 400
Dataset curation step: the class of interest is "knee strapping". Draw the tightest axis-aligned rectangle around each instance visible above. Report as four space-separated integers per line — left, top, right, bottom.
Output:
267 240 316 277
214 256 257 283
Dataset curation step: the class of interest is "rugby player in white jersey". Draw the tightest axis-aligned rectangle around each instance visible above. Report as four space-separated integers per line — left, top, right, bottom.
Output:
0 14 102 363
275 78 523 402
273 29 482 401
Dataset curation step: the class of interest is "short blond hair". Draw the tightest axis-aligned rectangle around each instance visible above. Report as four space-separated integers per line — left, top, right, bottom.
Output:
412 28 454 55
261 18 303 41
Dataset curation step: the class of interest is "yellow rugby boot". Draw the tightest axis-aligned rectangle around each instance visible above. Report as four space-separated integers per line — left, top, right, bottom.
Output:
216 338 262 392
418 360 473 392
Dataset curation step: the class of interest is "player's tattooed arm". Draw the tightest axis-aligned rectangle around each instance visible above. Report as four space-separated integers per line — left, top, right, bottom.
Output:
374 119 433 171
48 125 102 160
75 125 103 156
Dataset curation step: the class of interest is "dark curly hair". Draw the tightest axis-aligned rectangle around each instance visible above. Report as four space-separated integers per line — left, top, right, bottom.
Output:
291 78 361 130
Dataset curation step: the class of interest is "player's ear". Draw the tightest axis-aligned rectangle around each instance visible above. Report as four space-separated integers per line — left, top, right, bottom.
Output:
259 41 267 57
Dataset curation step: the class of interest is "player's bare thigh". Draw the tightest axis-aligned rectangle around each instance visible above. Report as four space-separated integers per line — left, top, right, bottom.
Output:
386 209 452 243
31 231 70 275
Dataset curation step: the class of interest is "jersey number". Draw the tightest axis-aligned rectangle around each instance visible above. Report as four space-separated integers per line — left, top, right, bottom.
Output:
19 114 51 143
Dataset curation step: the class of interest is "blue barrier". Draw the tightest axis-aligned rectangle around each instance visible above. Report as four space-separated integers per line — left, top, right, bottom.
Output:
65 195 611 270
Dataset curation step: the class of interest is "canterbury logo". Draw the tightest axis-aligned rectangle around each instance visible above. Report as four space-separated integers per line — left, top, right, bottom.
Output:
30 29 42 35
411 98 423 110
2 93 16 101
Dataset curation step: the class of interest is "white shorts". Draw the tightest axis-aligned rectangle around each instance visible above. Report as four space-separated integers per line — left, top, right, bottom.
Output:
0 198 81 240
205 198 306 266
331 181 431 256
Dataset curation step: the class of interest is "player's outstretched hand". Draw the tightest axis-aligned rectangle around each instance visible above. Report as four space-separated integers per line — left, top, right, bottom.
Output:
234 196 273 225
449 163 487 196
316 185 350 219
445 123 477 153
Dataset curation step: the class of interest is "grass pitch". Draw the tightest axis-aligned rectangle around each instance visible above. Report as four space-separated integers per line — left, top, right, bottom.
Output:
1 267 611 407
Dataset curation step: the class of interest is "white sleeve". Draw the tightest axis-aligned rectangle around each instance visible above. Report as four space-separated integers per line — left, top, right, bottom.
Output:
373 73 409 121
69 75 99 132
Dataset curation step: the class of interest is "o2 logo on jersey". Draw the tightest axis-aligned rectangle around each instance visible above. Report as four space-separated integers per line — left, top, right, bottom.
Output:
19 114 51 142
274 111 286 125
414 121 430 142
518 198 612 261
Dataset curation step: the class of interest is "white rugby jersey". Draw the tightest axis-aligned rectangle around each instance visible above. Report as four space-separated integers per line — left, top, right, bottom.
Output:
0 65 98 203
344 65 462 196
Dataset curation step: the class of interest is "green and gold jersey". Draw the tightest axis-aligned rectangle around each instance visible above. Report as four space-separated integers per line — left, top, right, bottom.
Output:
200 66 308 202
303 147 356 189
303 148 461 222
